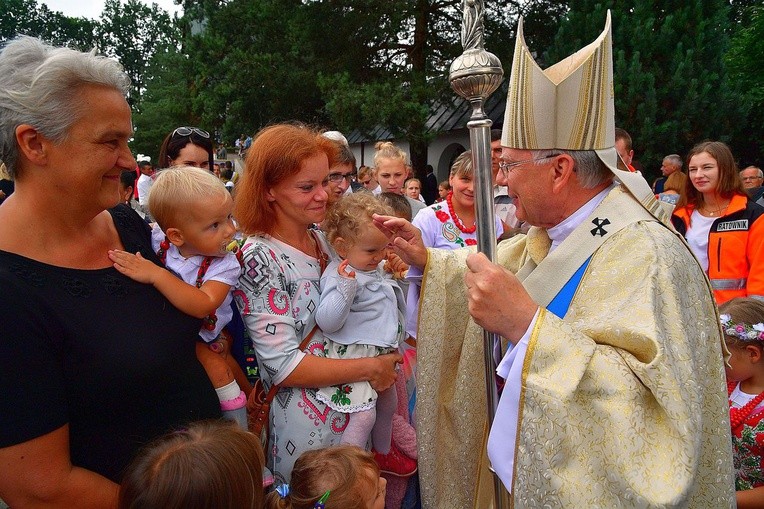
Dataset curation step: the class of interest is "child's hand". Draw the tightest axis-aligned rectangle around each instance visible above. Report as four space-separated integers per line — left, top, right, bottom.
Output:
108 250 160 284
384 252 409 277
338 259 356 279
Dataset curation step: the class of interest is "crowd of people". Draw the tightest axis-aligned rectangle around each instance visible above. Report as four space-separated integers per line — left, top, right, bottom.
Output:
0 13 763 509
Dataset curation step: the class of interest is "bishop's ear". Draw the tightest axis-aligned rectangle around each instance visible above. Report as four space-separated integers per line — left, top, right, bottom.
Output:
551 153 576 193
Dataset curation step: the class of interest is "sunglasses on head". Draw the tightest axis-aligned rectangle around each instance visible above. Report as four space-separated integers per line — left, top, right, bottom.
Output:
171 126 210 139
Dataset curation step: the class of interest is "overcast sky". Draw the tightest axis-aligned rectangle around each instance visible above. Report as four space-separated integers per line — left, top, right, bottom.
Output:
41 0 182 20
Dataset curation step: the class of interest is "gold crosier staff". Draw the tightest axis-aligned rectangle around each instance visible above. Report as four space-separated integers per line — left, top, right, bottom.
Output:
448 1 506 508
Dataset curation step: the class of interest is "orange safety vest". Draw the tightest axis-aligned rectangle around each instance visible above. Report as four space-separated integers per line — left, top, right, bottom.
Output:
672 194 764 304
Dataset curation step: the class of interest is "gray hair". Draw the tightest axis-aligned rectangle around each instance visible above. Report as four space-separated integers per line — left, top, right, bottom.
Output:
663 154 683 169
0 36 130 178
532 149 612 189
742 166 763 179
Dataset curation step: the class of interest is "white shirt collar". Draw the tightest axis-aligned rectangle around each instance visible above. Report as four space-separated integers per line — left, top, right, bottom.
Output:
547 183 615 252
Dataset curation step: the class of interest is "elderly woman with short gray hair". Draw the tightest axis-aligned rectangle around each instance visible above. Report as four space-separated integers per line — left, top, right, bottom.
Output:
0 37 220 508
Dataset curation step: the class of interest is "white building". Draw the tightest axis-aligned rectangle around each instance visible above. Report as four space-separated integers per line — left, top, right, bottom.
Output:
346 82 506 183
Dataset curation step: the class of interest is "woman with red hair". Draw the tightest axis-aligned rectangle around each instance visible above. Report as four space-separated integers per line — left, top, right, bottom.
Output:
232 124 401 485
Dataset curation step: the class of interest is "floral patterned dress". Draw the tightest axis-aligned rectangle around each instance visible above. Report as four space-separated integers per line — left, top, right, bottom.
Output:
234 232 347 484
729 381 764 490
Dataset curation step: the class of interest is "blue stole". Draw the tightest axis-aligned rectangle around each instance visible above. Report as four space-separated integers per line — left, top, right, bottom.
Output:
547 257 592 319
500 256 591 370
504 256 592 355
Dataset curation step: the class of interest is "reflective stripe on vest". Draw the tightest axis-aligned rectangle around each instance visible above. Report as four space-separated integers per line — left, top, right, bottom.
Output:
710 278 747 290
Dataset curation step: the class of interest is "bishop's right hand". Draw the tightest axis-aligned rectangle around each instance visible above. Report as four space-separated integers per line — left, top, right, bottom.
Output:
372 214 427 270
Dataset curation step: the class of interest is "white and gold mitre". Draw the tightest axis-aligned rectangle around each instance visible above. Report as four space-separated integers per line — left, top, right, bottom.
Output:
502 11 671 225
502 12 614 154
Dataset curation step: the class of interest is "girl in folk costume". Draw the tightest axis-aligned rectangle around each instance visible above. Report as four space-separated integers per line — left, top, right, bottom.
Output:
314 193 406 453
405 150 504 341
413 150 503 249
721 297 764 508
108 166 250 428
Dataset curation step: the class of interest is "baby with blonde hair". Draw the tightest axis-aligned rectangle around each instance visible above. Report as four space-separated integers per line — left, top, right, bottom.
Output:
314 193 405 453
108 166 249 427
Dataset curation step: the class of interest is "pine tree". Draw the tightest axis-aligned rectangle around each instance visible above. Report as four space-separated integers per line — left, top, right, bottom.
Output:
543 0 740 180
726 4 764 164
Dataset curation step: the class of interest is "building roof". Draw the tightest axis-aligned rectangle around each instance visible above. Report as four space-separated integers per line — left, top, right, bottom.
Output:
345 79 508 144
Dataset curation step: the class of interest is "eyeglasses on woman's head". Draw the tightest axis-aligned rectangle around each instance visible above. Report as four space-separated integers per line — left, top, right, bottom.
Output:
171 126 210 139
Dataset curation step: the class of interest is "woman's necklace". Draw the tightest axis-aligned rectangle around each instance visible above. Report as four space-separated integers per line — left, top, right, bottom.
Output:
272 229 310 252
273 229 326 266
446 192 476 234
700 198 729 217
730 389 764 430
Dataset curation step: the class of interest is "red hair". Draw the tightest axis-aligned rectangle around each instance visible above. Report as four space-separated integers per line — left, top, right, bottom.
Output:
233 124 338 235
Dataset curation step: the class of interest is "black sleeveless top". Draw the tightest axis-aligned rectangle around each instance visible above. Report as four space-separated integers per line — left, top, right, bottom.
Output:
0 204 221 481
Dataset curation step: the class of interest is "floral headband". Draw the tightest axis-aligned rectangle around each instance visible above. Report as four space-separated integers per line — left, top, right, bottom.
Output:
720 314 764 342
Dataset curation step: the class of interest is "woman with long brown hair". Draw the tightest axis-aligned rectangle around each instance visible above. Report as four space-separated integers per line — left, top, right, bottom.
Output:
672 141 764 303
232 124 400 485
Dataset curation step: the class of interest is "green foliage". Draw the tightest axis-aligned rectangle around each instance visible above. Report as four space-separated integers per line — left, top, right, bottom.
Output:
0 0 97 48
312 0 567 173
544 0 742 181
312 0 528 172
96 0 178 109
726 4 764 162
173 0 328 144
129 45 196 161
313 0 458 136
730 0 761 27
1 0 181 159
3 0 760 173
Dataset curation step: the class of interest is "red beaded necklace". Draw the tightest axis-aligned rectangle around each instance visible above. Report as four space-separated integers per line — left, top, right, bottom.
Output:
729 388 764 430
446 191 476 234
